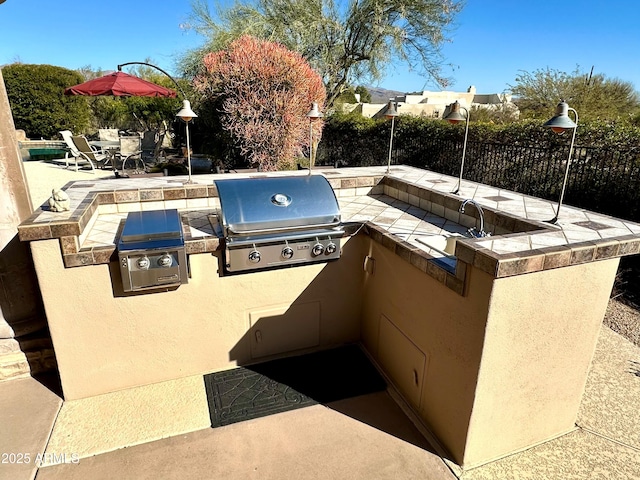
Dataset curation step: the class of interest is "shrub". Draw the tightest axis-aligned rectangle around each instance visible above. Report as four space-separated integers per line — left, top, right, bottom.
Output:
194 35 326 171
2 64 92 139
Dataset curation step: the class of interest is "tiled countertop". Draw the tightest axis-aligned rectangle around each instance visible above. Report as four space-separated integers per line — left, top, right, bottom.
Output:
17 166 640 294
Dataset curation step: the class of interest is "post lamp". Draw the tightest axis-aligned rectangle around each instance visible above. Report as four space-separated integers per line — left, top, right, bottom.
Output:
176 99 198 183
543 100 578 224
306 102 323 175
443 100 470 194
384 100 399 173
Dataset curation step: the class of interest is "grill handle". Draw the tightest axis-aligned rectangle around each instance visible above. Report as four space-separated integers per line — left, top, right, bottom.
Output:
227 220 341 236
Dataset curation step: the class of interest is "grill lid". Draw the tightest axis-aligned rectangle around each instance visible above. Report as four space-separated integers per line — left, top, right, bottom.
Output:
215 175 340 234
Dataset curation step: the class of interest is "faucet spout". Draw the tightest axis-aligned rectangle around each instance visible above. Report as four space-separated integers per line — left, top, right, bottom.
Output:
459 199 488 237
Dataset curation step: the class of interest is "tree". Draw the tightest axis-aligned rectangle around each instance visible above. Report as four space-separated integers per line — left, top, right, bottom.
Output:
326 85 371 105
355 86 371 103
469 103 519 124
194 35 326 171
334 86 358 104
181 0 462 106
509 67 640 121
2 63 92 139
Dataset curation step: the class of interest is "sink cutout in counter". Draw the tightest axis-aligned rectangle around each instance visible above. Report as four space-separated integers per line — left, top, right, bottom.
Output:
415 233 465 256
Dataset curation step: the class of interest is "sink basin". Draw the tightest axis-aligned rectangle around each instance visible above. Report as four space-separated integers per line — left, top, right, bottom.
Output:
415 233 465 256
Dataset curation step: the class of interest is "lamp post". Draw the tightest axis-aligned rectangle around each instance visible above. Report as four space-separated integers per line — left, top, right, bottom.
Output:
306 102 323 176
384 100 399 173
176 100 198 184
443 100 470 194
543 100 578 224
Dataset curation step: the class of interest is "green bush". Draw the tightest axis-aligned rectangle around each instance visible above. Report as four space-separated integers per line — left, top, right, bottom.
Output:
317 111 390 167
320 114 640 171
2 64 92 139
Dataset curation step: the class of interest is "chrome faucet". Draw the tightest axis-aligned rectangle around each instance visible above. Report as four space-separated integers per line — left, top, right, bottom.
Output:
459 199 490 238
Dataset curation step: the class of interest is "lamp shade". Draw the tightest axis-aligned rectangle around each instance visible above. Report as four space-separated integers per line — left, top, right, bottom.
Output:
383 101 399 118
176 100 197 122
306 102 323 119
444 101 467 124
543 101 577 133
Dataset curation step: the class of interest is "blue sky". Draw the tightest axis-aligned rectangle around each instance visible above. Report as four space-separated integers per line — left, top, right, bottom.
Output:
1 0 639 96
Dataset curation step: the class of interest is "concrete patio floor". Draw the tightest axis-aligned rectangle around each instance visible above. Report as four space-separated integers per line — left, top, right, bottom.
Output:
1 324 639 480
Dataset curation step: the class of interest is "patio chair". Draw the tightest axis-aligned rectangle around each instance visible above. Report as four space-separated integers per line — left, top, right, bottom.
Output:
70 135 109 171
60 130 97 171
140 130 167 165
98 128 120 142
117 136 145 176
60 130 81 168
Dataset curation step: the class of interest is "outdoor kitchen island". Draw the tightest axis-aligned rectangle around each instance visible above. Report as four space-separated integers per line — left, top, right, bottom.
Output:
18 165 640 469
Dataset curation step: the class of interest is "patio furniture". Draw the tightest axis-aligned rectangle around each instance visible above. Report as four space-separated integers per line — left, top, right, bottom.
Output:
60 130 93 171
89 140 120 170
140 130 168 165
70 135 109 171
118 136 145 176
98 128 120 142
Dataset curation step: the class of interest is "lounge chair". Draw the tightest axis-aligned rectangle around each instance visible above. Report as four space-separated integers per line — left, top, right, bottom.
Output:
60 130 96 171
70 135 109 171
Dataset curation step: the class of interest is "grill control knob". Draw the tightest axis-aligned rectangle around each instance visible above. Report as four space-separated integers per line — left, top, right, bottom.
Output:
158 254 173 268
282 246 294 259
325 242 337 255
312 243 325 256
136 256 150 270
248 250 261 263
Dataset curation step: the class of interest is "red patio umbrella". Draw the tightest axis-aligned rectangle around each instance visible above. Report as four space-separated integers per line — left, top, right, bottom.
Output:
64 71 177 98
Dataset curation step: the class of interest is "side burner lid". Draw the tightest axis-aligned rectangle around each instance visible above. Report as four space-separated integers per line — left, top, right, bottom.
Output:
119 209 183 243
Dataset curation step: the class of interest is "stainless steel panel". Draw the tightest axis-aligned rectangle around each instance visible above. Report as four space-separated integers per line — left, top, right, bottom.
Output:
215 176 340 234
119 209 183 244
225 228 344 247
118 248 188 292
224 236 342 272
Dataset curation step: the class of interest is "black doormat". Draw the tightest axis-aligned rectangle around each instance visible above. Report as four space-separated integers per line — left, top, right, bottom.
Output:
204 344 386 428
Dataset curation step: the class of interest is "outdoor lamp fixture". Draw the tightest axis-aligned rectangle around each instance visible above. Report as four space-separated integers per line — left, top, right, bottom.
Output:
176 100 198 183
306 102 323 176
543 100 578 224
443 100 470 195
384 100 399 173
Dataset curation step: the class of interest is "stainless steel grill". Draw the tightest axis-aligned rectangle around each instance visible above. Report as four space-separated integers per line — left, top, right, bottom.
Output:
117 209 188 292
215 175 344 273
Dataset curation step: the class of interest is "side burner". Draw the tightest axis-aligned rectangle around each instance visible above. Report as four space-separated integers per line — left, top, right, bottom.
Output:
117 209 188 292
